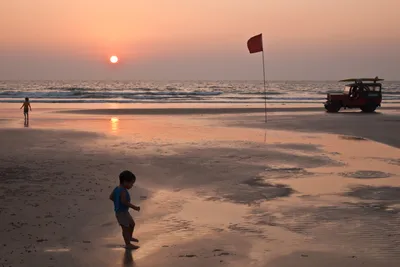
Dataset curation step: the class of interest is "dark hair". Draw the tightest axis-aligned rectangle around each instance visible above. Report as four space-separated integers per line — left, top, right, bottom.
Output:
25 97 29 101
119 170 136 184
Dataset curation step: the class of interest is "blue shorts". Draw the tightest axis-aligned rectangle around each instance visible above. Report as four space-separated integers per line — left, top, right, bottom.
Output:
116 211 135 228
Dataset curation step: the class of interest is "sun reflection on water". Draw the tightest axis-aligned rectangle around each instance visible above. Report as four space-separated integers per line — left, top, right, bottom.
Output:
111 117 119 133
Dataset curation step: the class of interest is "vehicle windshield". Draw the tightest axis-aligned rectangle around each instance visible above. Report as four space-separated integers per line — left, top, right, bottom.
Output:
364 85 381 91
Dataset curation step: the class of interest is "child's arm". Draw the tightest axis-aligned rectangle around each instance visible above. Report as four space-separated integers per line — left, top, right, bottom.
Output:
28 103 32 111
120 190 140 211
109 190 115 201
20 103 24 109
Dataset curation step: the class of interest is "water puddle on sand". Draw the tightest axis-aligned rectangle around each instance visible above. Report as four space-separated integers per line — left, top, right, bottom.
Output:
106 190 251 262
176 198 249 226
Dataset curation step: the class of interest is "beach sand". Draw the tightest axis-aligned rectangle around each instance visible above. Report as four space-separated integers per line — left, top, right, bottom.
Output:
0 103 399 267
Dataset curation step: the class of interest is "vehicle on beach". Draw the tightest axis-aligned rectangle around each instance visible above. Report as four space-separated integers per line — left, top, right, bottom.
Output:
324 77 383 113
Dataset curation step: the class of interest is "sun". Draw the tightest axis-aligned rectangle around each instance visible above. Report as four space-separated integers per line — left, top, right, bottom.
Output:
110 55 119 64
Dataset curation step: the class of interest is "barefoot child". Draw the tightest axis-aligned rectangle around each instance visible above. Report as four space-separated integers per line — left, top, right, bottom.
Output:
109 170 140 249
20 97 32 120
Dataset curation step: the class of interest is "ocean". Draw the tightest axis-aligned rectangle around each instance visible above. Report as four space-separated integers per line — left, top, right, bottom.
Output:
1 80 399 104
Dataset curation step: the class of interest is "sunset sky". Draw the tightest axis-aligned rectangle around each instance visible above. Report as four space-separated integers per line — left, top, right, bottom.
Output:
1 0 399 80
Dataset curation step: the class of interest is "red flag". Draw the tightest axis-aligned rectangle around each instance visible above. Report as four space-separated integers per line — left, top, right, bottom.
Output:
247 34 263 54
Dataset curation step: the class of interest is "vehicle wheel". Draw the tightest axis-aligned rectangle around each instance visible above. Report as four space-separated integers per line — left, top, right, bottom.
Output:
325 102 341 113
360 103 377 113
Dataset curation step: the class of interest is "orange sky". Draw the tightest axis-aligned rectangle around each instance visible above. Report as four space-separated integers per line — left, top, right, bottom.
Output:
1 0 399 80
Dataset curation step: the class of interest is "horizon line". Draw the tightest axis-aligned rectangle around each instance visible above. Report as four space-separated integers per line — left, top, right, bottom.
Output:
1 79 399 82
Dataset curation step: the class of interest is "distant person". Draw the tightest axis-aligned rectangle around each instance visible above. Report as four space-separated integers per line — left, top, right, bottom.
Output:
109 170 141 249
20 97 32 120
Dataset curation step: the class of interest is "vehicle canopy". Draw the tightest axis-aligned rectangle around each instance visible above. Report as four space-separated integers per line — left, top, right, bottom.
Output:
339 77 383 83
339 77 383 95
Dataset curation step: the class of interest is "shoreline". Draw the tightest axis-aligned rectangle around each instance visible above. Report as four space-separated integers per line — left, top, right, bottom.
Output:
56 106 400 115
1 102 399 115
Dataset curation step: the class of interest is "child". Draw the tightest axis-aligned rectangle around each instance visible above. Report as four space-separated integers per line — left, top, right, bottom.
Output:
109 170 141 249
20 97 32 120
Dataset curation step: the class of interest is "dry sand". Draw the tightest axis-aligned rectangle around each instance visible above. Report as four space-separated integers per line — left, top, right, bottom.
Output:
0 103 399 267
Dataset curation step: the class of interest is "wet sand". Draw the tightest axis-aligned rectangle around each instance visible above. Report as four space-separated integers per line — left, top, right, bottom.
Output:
0 103 399 267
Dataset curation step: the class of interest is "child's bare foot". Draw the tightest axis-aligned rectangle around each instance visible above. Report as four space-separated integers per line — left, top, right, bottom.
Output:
131 237 139 242
125 244 139 250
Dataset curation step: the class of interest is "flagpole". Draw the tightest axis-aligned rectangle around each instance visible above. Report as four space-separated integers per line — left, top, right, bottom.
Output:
247 33 267 123
261 37 267 123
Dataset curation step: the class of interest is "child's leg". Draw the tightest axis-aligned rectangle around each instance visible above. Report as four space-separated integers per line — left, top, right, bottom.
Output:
129 225 139 242
121 226 132 246
117 212 139 247
129 225 134 238
121 226 139 249
129 220 135 236
129 219 139 242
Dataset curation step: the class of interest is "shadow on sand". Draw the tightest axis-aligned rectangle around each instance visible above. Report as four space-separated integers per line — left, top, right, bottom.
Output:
325 110 384 116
